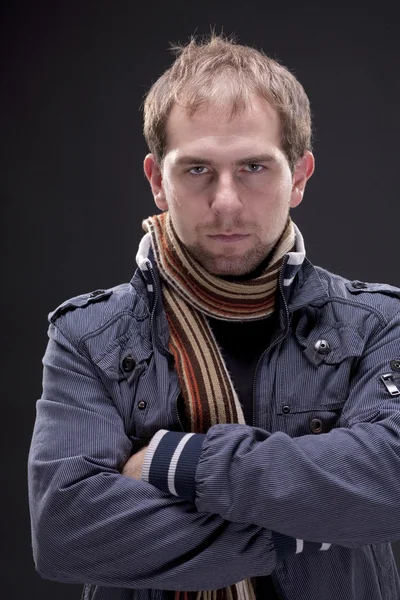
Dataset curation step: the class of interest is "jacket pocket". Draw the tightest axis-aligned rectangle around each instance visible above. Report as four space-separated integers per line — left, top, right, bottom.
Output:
277 403 345 437
121 348 182 442
274 318 365 436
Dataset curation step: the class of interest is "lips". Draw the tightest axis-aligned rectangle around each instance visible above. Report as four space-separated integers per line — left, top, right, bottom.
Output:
208 234 249 242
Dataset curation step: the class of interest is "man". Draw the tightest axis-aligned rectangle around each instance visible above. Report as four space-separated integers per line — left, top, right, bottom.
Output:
28 34 400 600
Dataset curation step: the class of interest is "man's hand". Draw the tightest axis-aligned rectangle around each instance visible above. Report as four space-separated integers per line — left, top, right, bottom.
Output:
122 446 148 480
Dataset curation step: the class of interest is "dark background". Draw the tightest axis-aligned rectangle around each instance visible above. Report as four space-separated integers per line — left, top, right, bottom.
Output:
1 1 400 598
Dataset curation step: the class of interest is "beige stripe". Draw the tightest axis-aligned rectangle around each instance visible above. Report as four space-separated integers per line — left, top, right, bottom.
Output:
194 310 241 424
169 291 239 427
234 582 240 600
235 582 244 600
171 293 245 427
166 282 244 429
192 310 229 424
159 261 279 317
179 302 225 424
165 278 277 319
240 580 249 600
164 289 220 425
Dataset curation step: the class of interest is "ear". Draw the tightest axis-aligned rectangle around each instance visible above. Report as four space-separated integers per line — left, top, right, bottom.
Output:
290 151 315 208
143 154 168 211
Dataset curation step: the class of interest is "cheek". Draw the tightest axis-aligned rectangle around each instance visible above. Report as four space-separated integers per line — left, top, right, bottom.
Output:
163 180 178 204
167 203 197 241
166 178 202 209
276 175 294 197
258 182 292 213
166 181 207 218
242 174 287 203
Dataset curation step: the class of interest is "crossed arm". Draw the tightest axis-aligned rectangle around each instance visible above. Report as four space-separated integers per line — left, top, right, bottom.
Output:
124 312 400 547
28 324 282 591
29 312 400 593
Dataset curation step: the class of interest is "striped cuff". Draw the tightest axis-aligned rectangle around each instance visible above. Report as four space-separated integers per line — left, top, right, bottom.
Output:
142 430 206 501
272 531 332 559
141 432 333 559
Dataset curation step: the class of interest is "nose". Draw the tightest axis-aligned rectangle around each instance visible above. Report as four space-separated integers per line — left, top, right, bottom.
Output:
211 173 243 216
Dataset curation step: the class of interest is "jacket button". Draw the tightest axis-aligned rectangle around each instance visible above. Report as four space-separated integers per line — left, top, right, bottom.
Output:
391 360 400 372
89 289 105 298
310 418 323 433
122 356 135 372
352 281 367 289
282 405 290 414
138 401 147 410
314 339 331 354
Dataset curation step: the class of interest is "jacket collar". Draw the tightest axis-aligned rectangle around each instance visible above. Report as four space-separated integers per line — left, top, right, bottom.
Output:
285 257 328 311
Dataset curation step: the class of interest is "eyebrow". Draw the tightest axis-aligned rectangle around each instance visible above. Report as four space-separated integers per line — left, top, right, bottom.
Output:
174 154 277 167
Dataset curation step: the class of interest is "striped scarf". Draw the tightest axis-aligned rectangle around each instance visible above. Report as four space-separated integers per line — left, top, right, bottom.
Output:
140 211 298 600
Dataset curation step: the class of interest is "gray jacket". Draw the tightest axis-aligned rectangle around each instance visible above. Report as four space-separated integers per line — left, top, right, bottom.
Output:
28 251 400 600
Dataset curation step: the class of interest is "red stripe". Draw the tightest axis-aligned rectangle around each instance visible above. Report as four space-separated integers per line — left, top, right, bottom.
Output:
166 311 204 432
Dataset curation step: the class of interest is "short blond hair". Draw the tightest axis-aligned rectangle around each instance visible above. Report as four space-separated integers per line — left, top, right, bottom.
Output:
143 34 312 173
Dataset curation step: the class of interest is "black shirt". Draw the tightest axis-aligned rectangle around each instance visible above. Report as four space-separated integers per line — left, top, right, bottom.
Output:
207 314 281 600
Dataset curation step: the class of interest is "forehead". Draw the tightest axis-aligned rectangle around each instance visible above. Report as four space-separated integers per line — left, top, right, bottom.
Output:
164 95 282 162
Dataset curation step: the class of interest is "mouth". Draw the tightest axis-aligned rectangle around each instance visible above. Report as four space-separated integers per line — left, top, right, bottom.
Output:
207 234 250 243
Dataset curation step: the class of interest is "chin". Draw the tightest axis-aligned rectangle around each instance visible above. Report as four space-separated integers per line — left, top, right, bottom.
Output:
201 257 257 277
187 242 270 277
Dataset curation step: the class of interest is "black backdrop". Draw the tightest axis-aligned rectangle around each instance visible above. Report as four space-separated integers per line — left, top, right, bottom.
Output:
1 1 400 598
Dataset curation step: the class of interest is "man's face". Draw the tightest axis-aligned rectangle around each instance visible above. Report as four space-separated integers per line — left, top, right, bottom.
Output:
144 95 314 276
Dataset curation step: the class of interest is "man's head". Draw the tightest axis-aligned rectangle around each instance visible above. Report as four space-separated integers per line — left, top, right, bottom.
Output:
143 34 314 276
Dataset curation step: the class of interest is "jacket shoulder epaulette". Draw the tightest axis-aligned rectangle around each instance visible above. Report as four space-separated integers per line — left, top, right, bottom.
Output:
48 288 113 323
345 279 400 299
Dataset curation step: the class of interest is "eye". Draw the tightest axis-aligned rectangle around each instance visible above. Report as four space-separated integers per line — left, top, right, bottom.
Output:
243 164 264 173
189 166 209 175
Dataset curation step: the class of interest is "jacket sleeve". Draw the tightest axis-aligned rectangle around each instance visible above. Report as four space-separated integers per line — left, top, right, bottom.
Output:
144 312 400 548
28 322 283 591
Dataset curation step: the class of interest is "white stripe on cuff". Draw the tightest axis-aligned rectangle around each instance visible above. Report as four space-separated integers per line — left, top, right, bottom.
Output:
295 539 304 554
141 429 169 482
167 433 196 495
320 543 331 551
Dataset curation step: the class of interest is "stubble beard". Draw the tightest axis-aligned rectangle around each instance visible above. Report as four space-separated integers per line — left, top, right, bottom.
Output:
184 237 276 277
